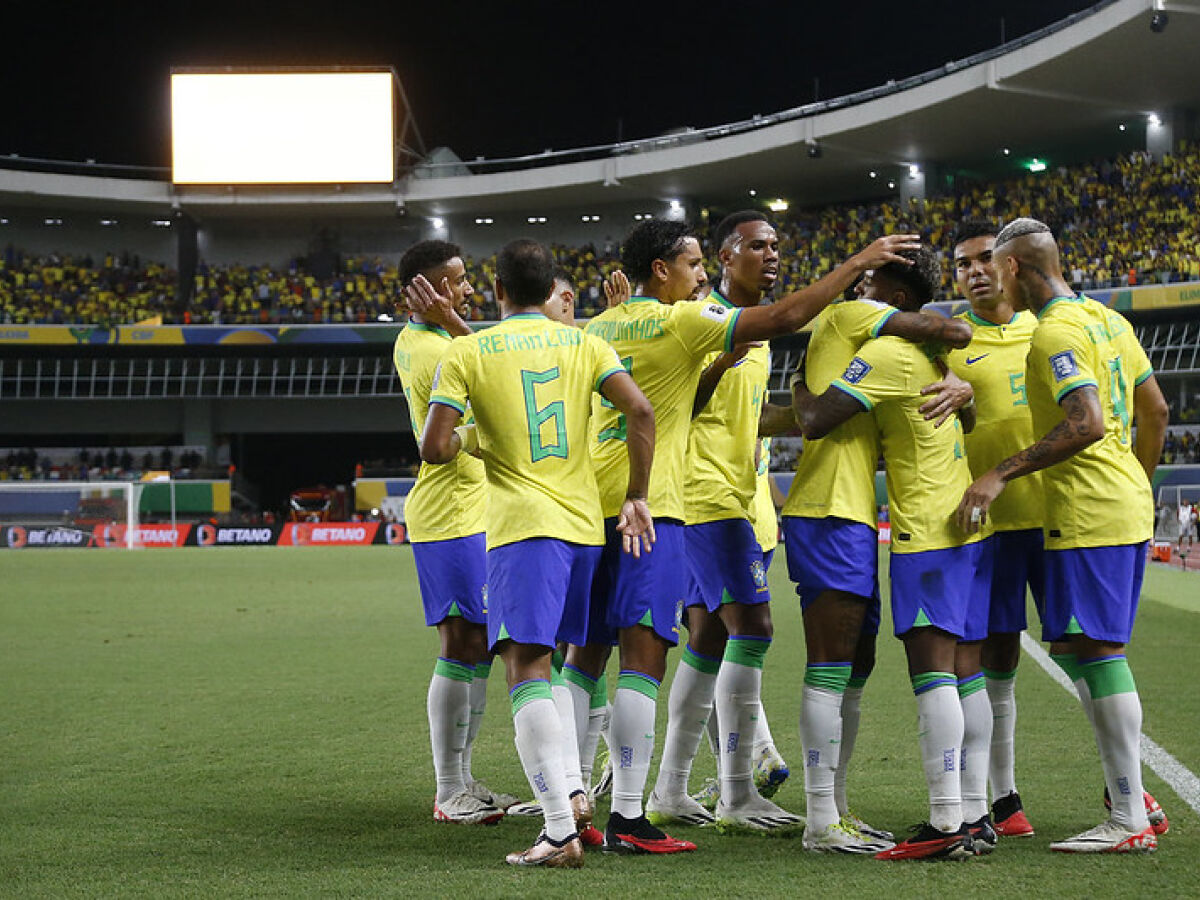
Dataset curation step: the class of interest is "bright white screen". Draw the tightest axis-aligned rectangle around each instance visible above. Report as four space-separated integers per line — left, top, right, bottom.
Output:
171 72 394 184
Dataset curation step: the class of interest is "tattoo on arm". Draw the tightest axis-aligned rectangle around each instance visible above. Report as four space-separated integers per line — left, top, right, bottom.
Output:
991 385 1100 480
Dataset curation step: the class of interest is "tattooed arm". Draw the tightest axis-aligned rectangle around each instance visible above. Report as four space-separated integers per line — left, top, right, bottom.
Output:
955 384 1102 532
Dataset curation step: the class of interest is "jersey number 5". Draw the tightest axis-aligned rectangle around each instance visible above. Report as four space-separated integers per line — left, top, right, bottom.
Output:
521 368 568 461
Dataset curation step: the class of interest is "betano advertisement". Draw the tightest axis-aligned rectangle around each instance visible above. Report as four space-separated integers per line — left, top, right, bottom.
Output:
1 522 406 549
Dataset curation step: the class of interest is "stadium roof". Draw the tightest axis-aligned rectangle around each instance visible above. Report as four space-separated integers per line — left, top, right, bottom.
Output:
2 0 1198 219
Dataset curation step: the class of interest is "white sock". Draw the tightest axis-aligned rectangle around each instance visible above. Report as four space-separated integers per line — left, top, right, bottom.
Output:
610 674 660 818
428 663 471 803
513 696 574 841
984 672 1017 799
1092 691 1149 830
836 685 864 816
581 702 608 787
753 701 776 754
563 675 594 765
461 666 489 786
704 700 721 767
715 660 761 807
800 684 844 831
914 677 964 832
653 650 718 798
551 683 586 797
958 676 993 823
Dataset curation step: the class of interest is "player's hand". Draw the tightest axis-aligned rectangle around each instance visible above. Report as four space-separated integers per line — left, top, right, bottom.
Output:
852 234 922 270
955 470 1005 533
616 498 655 558
405 275 468 331
919 374 974 427
604 270 631 308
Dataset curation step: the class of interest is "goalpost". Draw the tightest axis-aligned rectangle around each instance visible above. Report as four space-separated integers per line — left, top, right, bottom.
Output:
0 481 143 549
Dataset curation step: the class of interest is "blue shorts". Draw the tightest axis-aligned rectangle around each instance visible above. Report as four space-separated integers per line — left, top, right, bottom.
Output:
686 518 771 612
412 533 487 626
889 542 981 638
989 528 1045 634
590 518 686 646
1042 542 1147 644
486 538 602 651
960 535 996 642
782 516 881 636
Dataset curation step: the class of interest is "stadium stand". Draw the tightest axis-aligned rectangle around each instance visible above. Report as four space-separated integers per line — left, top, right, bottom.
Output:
2 143 1198 327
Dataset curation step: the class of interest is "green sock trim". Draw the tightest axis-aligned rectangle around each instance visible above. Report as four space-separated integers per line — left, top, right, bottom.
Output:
1051 653 1082 683
617 671 660 701
847 675 869 690
433 658 475 683
723 636 770 669
551 648 565 671
957 672 986 698
682 644 721 676
1081 656 1137 699
910 671 957 695
804 663 852 692
590 672 608 710
562 665 597 693
550 665 567 687
509 679 553 715
982 667 1016 681
474 660 492 681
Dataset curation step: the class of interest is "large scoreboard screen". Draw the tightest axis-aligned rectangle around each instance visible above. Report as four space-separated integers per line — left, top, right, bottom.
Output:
171 70 395 185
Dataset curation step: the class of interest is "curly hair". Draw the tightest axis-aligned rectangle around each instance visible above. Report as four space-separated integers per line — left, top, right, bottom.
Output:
397 240 462 287
620 219 695 282
876 244 941 305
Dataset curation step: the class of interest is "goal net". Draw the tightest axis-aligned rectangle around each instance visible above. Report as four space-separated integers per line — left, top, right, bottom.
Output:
0 481 142 549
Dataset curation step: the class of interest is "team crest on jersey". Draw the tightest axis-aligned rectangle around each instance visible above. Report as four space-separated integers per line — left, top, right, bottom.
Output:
842 357 872 384
750 559 767 590
1049 350 1079 382
700 303 729 323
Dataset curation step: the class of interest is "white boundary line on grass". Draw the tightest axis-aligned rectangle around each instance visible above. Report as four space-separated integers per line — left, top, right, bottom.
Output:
1021 632 1200 817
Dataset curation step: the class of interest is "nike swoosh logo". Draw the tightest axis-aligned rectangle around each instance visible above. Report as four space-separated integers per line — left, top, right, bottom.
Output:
965 354 989 365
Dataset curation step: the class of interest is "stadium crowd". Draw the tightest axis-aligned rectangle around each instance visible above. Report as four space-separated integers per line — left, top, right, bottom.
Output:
1 143 1198 327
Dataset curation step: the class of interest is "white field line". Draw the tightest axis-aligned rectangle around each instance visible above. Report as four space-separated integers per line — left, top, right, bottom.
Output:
1021 632 1200 817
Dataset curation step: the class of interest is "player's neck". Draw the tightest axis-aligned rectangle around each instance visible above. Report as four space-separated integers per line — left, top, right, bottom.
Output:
969 298 1016 325
717 275 761 308
1026 279 1076 315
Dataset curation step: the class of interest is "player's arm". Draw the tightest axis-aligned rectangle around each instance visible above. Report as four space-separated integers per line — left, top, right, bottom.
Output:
404 275 473 337
759 402 798 437
879 310 973 349
1133 373 1169 481
692 343 754 417
731 234 922 342
956 384 1103 531
919 359 975 431
598 371 657 557
789 356 866 440
419 402 467 464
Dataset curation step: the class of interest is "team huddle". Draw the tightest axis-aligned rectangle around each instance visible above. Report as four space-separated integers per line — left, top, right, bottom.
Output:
392 211 1170 867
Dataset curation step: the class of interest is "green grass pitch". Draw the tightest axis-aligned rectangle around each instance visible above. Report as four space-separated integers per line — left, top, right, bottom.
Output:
2 547 1197 897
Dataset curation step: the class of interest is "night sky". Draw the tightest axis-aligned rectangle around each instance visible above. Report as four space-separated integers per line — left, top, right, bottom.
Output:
4 0 1097 169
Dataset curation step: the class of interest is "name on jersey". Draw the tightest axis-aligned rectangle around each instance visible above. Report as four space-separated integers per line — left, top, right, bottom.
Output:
1049 350 1079 382
842 357 872 384
476 328 582 356
587 317 665 342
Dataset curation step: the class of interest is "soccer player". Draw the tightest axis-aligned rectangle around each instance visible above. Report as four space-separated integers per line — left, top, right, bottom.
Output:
936 220 1041 839
651 212 921 834
792 245 983 861
393 240 510 826
956 218 1169 854
419 238 656 869
782 261 973 853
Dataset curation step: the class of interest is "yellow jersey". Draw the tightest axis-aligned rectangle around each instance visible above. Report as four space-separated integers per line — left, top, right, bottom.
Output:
684 293 770 524
430 311 625 550
752 437 779 552
585 296 741 520
946 310 1043 532
782 299 898 527
1026 295 1154 550
392 322 486 542
832 336 981 554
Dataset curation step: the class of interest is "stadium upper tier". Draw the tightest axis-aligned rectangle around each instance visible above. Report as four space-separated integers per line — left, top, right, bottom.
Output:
1 145 1198 327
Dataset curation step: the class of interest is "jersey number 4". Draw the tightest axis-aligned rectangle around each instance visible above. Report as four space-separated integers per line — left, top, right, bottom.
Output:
521 367 568 462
